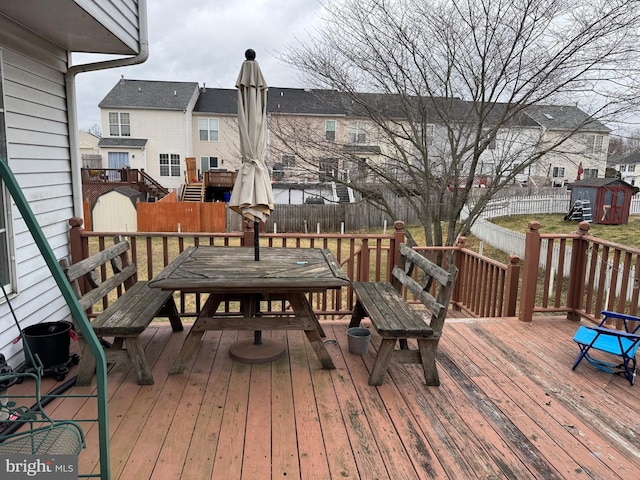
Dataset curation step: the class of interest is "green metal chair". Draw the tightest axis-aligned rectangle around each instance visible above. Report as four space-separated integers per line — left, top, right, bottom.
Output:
0 159 111 478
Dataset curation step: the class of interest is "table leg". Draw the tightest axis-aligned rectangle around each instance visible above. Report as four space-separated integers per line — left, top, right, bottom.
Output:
169 294 224 374
288 293 335 369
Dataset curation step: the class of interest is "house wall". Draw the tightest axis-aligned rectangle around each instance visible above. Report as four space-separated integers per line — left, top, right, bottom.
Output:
192 114 241 174
100 107 195 190
531 130 609 185
0 29 74 362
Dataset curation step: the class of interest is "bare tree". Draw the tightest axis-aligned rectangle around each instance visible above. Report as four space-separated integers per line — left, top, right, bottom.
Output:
81 123 102 137
279 0 640 247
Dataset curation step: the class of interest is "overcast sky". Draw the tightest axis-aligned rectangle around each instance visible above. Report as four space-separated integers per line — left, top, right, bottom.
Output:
73 0 325 130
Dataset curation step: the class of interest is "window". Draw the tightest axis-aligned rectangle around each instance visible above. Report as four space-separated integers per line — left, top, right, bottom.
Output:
199 118 219 142
586 134 603 155
200 156 219 173
319 158 339 182
281 155 296 168
325 120 336 141
552 167 565 178
628 165 635 173
583 168 598 179
159 154 181 177
482 129 496 150
348 121 366 144
109 112 130 137
0 57 14 290
422 124 435 147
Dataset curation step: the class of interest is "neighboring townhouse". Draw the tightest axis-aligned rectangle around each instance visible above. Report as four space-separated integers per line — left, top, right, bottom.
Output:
523 105 611 187
97 80 611 191
610 152 640 186
78 130 101 168
98 79 200 190
0 1 149 361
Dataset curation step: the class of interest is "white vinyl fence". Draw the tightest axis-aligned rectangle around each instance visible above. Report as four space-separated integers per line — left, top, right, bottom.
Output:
465 194 640 300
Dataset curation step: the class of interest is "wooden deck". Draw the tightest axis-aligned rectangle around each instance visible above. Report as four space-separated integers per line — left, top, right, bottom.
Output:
43 316 640 479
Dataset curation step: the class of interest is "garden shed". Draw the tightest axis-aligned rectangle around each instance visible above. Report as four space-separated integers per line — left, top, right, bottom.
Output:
567 178 637 225
92 187 144 232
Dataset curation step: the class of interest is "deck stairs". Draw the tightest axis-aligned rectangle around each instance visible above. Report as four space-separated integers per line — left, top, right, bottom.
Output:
335 183 351 203
182 182 205 202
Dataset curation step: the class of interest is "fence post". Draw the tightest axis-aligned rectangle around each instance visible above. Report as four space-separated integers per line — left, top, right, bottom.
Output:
504 255 521 317
519 221 541 322
566 221 591 321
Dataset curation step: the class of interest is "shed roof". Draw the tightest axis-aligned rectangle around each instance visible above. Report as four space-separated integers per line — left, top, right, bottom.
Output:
571 178 634 188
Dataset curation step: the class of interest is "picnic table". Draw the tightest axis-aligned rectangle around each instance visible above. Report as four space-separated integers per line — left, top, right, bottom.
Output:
149 246 350 372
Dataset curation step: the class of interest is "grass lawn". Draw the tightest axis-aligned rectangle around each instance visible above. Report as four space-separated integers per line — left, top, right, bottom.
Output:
489 214 640 249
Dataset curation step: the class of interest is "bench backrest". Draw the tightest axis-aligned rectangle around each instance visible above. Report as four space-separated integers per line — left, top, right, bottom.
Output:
60 236 136 312
391 243 458 332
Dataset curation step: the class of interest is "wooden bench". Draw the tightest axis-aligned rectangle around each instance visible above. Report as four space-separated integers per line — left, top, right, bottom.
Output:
60 236 183 385
349 243 458 386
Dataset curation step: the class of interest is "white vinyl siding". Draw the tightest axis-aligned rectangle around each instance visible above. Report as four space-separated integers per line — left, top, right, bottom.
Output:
0 44 74 363
82 0 140 53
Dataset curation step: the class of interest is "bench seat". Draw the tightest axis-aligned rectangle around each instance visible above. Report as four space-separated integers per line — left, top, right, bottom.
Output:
351 281 433 338
92 281 177 336
61 237 182 385
349 243 457 386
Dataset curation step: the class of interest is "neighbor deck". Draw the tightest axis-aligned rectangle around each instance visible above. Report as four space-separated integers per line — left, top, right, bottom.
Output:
36 316 640 479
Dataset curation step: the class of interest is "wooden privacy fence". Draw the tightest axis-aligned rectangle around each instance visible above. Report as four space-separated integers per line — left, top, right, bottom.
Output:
137 201 227 232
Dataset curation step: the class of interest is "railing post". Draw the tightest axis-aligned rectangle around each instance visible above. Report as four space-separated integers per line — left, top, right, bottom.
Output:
68 217 90 294
451 236 467 310
242 219 253 247
519 221 541 322
359 238 370 282
504 255 521 317
566 221 591 321
391 220 405 281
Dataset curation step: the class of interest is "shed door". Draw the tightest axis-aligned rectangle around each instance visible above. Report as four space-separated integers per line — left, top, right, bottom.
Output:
601 188 625 224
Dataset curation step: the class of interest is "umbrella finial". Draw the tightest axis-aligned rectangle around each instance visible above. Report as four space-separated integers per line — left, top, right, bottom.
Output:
245 49 256 61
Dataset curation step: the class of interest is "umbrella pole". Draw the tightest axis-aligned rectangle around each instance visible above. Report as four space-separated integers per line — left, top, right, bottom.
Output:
254 220 260 261
253 221 261 343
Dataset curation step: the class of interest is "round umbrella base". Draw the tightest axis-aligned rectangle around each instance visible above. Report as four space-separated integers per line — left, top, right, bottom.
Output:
229 339 286 364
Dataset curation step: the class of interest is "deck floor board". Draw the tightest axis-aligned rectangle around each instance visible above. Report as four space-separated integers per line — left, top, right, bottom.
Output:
36 315 640 479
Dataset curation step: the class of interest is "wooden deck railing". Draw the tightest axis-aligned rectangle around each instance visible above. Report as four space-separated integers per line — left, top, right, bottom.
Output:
520 220 640 330
68 218 519 320
68 215 640 329
81 168 169 198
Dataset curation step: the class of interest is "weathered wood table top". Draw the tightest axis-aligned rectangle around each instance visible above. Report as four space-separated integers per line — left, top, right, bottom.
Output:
150 246 349 372
149 246 350 293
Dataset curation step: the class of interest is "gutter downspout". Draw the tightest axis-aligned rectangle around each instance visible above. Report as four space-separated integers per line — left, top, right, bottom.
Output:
64 0 150 217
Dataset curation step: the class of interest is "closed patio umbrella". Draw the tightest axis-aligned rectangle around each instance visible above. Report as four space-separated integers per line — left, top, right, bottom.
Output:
228 48 274 261
228 49 282 363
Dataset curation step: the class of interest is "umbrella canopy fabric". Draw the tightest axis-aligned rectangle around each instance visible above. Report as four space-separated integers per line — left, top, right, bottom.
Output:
229 54 275 223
